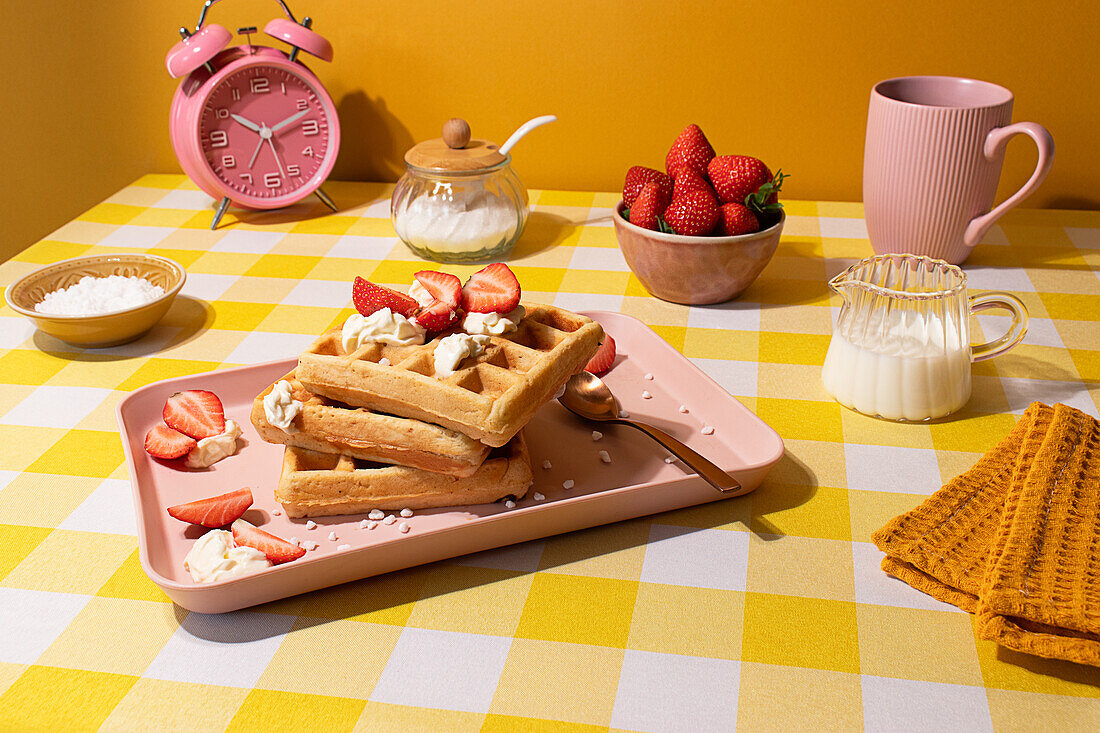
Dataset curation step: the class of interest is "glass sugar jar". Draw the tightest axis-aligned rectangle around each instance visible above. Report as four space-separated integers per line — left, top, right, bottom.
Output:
391 118 529 263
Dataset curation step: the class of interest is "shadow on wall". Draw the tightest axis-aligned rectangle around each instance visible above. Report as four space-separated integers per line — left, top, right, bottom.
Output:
332 91 414 183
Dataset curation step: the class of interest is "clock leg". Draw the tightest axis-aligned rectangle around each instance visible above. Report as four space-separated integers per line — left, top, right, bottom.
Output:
314 187 338 212
211 197 232 230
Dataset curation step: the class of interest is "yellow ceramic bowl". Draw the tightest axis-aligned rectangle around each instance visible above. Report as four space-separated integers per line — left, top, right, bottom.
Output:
5 253 186 348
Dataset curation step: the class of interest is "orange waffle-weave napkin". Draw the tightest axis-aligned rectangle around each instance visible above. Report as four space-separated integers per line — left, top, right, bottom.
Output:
872 402 1100 667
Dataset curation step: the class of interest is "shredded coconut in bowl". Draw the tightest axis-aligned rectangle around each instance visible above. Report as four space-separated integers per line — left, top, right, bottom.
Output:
34 275 165 316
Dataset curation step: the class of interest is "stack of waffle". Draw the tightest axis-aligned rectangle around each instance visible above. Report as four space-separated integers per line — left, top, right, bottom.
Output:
251 302 603 518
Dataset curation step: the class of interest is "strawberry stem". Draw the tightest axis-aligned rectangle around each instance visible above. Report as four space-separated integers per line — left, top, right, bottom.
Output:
745 169 789 216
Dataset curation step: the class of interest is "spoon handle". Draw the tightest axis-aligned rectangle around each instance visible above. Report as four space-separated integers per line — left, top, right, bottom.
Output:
618 419 743 494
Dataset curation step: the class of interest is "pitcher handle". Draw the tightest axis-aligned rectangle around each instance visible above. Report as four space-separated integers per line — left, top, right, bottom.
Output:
969 291 1029 362
963 122 1054 248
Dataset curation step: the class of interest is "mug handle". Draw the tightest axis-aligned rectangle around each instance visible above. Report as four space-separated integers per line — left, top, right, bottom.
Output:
970 291 1029 362
963 122 1055 248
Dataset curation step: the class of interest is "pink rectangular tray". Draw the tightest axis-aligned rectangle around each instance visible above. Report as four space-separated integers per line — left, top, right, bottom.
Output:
116 311 784 612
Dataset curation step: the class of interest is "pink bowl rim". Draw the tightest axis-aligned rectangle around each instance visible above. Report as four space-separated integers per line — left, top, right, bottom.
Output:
613 201 784 243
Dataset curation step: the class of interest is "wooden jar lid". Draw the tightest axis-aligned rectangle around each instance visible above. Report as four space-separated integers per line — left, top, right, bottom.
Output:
404 118 507 172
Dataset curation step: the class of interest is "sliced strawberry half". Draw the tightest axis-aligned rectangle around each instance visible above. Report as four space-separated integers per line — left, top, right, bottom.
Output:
414 270 462 308
231 519 306 565
460 263 521 314
585 334 616 375
413 300 460 332
145 423 196 459
167 487 254 528
352 276 419 318
163 390 225 440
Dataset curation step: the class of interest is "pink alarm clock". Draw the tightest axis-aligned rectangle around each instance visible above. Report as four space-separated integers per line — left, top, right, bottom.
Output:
166 0 340 229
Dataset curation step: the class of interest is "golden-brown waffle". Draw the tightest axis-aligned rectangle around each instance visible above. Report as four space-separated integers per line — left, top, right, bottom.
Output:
296 303 603 446
275 432 533 517
251 372 490 477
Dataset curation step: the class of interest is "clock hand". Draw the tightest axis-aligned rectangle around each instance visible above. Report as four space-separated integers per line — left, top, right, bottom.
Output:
270 109 308 134
231 113 262 133
267 136 286 178
248 125 268 169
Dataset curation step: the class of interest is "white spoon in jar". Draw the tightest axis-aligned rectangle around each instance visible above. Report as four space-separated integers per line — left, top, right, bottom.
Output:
498 115 557 157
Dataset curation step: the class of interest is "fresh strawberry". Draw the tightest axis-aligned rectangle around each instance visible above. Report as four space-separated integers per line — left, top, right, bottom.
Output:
145 423 196 459
163 390 225 440
413 299 460 331
231 519 306 564
707 155 775 205
585 334 616 375
716 202 760 236
672 169 716 201
460 263 521 314
622 166 672 208
663 189 719 236
167 487 254 528
665 124 716 179
352 276 419 318
627 182 670 231
414 270 462 308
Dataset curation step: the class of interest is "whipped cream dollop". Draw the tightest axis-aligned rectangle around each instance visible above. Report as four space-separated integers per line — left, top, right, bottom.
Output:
184 529 270 583
263 380 302 434
462 305 525 336
185 419 242 468
407 280 435 308
342 308 426 352
434 333 491 377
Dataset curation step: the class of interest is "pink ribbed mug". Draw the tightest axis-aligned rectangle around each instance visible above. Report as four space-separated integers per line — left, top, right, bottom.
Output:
863 76 1054 264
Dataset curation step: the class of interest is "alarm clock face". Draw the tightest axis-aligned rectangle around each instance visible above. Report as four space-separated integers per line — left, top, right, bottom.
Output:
196 56 338 208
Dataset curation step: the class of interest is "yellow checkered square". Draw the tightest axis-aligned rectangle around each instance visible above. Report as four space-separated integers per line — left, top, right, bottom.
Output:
1 530 134 594
0 524 52 580
291 567 428 625
747 534 855 601
756 397 844 443
26 430 124 478
857 605 983 685
37 597 179 675
353 702 483 732
101 679 248 732
627 583 744 659
737 662 863 730
0 666 137 730
0 473 100 528
227 689 366 732
537 521 649 580
96 549 172 603
404 566 533 636
742 592 860 673
515 573 637 647
750 484 851 542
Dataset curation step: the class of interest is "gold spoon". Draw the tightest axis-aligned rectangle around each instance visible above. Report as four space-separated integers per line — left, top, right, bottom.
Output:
559 371 744 494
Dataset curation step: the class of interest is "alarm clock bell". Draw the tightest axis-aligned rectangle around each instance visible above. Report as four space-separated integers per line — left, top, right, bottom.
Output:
166 0 340 229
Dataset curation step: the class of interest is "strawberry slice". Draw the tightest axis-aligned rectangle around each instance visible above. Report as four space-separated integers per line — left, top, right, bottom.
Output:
145 423 196 459
585 334 616 375
413 300 460 332
460 263 521 314
167 487 254 528
231 519 306 564
163 390 225 440
352 276 419 318
414 270 462 308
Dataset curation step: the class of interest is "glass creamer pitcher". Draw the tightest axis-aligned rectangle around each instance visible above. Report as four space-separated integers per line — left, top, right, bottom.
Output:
821 254 1028 421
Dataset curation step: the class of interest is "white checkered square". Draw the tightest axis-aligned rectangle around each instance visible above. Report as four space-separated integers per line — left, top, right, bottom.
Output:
861 676 993 732
209 230 285 254
568 246 631 272
359 198 392 218
0 588 90 663
370 627 511 712
0 317 35 348
282 279 354 308
976 314 1063 349
1065 226 1100 249
151 190 216 210
586 207 616 227
612 650 739 733
686 302 761 332
688 358 757 397
0 385 112 428
143 611 295 687
963 266 1035 292
57 478 136 536
326 235 401 260
998 377 1098 418
225 331 320 364
98 225 175 249
845 444 941 494
819 217 868 239
641 525 749 591
851 542 966 613
552 292 624 314
180 273 239 301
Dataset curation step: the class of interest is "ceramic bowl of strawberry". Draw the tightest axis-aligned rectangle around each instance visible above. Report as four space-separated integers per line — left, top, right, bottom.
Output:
614 204 784 305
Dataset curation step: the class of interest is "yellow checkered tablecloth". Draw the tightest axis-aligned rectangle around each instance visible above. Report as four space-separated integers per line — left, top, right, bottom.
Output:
1 174 1099 730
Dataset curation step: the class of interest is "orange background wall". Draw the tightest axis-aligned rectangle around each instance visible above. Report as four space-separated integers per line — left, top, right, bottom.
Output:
3 0 1097 263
